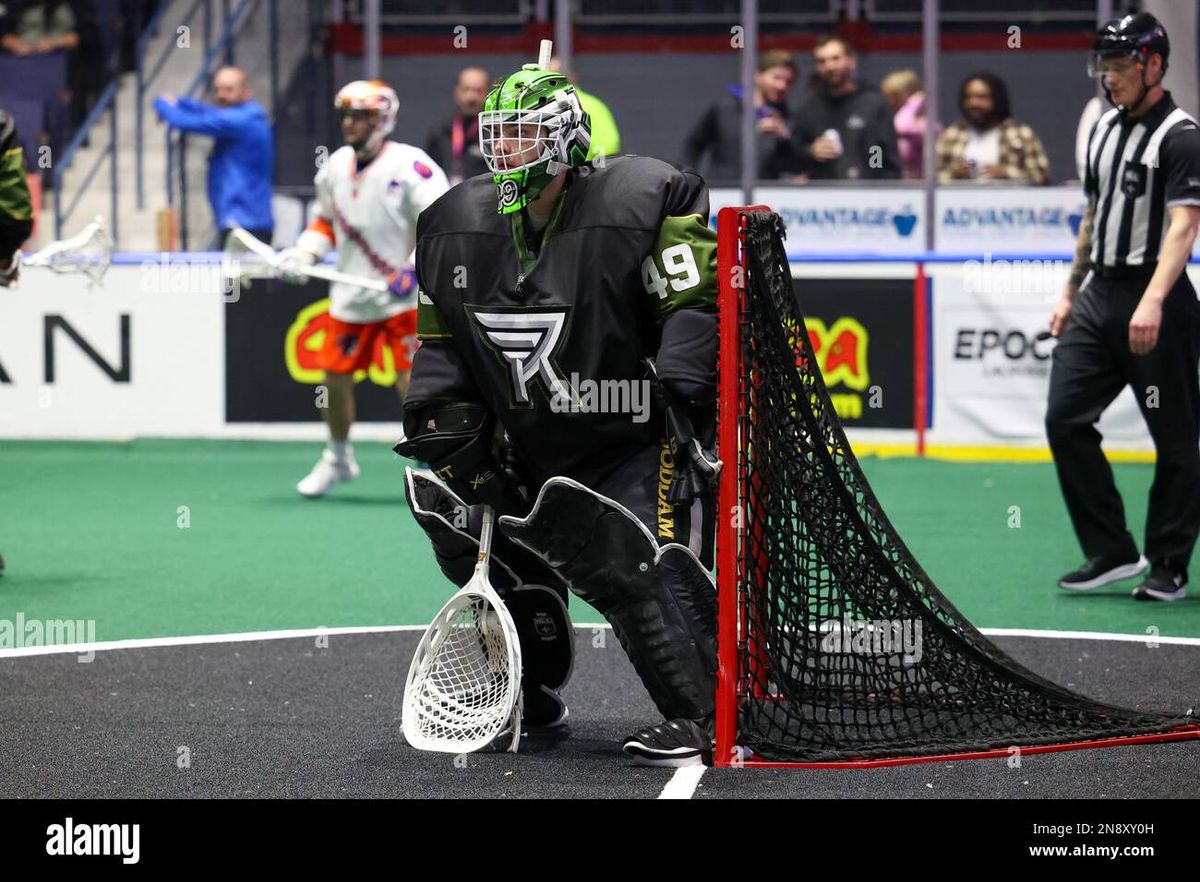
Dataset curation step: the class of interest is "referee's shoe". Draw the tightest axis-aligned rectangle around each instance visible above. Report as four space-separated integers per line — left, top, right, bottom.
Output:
1058 549 1148 590
1132 568 1188 602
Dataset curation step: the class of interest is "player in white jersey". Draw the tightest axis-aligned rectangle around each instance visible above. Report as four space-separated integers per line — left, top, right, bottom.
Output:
281 80 450 497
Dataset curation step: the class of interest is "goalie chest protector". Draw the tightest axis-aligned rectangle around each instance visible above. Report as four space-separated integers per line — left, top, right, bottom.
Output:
413 155 712 485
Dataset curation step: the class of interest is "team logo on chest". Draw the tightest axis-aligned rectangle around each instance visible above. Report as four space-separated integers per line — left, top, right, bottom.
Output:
1120 163 1147 199
468 306 573 408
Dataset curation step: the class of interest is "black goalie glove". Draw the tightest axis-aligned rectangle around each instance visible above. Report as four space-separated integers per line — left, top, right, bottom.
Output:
643 357 721 506
395 402 532 517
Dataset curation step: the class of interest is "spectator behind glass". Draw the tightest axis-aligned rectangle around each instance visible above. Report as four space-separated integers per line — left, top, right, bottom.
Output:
882 69 936 180
425 66 490 186
792 36 900 180
548 56 621 163
1074 94 1104 182
937 71 1049 185
682 48 801 182
153 66 275 246
0 0 79 55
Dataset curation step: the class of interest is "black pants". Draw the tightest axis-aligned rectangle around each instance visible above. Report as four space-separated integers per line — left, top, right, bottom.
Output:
1046 272 1200 575
494 438 717 588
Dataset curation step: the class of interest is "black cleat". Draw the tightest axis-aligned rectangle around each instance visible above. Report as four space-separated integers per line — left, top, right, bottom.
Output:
622 718 713 767
1058 552 1147 590
1132 569 1187 602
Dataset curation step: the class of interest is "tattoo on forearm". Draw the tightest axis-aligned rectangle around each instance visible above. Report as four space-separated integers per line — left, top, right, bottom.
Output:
1067 201 1095 288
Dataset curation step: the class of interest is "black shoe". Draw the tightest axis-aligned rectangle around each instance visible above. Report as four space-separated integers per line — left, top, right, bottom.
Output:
1132 569 1187 602
1058 552 1147 590
523 684 569 729
622 717 713 767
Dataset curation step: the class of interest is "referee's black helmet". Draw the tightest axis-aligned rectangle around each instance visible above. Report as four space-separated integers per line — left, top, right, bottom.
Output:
1089 12 1170 76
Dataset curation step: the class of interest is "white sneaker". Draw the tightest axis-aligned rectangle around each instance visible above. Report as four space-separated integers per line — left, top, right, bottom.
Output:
297 449 360 497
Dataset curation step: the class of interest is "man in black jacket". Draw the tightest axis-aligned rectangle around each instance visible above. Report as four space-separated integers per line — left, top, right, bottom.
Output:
681 49 802 183
424 66 490 186
793 36 900 180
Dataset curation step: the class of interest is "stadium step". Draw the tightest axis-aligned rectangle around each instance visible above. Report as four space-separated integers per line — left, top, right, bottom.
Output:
49 3 313 253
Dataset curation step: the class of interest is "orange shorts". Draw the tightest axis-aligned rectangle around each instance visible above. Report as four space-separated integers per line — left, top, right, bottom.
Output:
317 310 419 375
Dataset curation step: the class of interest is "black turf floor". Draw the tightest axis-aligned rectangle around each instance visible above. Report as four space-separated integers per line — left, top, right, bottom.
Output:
1 632 1197 798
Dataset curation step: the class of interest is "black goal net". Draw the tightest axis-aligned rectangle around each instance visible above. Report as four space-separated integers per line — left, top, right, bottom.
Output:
723 210 1196 763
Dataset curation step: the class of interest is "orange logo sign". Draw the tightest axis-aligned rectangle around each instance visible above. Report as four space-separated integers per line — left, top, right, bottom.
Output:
284 299 401 386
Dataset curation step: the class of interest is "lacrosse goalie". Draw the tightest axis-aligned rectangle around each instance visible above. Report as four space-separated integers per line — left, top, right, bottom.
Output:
0 107 33 288
396 56 720 766
281 80 450 497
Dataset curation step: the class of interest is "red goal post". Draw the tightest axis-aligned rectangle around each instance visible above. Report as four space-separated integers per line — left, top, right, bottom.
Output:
714 205 770 768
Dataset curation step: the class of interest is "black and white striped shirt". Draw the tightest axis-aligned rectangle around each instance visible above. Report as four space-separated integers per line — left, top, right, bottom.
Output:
1085 92 1200 268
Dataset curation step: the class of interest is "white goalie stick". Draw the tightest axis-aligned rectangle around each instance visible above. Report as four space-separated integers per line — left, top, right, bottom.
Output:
402 504 524 754
221 225 390 292
18 216 114 287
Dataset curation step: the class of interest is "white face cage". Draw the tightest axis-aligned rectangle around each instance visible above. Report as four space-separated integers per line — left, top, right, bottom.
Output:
478 103 573 175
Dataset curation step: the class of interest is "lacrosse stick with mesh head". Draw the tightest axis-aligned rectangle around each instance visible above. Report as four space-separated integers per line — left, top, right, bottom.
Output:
221 225 390 291
20 216 114 287
402 504 524 753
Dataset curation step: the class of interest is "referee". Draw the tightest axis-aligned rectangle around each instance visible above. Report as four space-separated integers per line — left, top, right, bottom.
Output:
1048 13 1200 602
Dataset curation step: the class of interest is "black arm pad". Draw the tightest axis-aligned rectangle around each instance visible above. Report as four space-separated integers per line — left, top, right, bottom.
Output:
394 402 531 516
655 308 716 404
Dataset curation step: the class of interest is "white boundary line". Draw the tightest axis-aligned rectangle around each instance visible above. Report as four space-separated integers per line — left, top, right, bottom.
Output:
0 622 1197 661
979 627 1200 646
0 624 426 659
659 765 706 799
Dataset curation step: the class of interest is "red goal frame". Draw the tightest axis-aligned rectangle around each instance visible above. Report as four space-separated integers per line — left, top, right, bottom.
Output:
711 205 1200 769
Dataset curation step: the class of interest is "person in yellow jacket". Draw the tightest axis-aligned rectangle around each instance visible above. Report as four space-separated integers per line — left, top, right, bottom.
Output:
549 57 620 161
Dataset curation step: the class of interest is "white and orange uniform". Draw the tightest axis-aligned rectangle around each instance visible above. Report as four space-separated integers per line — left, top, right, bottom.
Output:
297 141 449 372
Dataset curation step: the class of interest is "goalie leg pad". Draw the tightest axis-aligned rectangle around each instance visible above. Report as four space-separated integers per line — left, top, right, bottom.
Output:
498 478 717 721
405 468 574 697
405 467 518 590
506 584 574 725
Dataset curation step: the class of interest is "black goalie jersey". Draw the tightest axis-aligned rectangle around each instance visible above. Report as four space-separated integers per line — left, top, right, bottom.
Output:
405 155 719 489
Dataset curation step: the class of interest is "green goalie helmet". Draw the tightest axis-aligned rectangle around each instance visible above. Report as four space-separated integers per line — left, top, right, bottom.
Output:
478 65 592 215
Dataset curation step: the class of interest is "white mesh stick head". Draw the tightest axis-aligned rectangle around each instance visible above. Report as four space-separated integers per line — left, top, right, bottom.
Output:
402 579 523 753
23 217 114 287
402 505 523 754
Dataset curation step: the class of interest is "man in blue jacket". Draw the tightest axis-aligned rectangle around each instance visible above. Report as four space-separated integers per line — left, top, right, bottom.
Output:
154 66 274 246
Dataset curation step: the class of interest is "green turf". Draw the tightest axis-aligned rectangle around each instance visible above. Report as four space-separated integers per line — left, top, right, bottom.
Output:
1 440 1197 642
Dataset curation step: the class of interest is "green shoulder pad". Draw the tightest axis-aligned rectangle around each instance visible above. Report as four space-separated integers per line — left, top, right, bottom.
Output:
639 214 717 323
0 144 33 222
416 290 452 341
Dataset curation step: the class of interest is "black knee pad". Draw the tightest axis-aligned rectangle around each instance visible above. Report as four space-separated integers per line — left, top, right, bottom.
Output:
506 584 573 696
499 477 717 721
